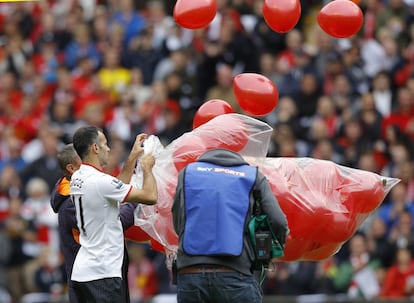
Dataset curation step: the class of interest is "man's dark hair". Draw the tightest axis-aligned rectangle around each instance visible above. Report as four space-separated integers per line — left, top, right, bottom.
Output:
72 126 99 160
57 143 78 173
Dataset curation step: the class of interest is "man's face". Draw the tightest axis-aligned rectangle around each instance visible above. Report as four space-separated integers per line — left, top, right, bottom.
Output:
97 131 111 167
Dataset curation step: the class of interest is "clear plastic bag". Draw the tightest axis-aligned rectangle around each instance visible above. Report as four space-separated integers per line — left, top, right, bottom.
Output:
128 114 400 264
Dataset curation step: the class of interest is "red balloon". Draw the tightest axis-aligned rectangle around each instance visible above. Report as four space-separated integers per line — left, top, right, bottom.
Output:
317 0 364 38
197 114 249 152
193 99 234 129
124 225 151 243
303 160 343 195
302 242 343 261
233 73 279 116
263 0 301 33
172 135 207 172
173 0 217 29
280 235 312 261
340 170 385 213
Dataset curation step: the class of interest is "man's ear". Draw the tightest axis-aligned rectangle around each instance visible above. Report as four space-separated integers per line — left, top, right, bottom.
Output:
92 143 99 154
66 163 75 174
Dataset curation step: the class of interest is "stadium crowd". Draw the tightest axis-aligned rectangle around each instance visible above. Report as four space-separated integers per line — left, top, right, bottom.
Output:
0 0 414 302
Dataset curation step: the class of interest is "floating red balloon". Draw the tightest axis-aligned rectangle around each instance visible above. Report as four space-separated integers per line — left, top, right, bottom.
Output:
172 135 206 172
233 73 279 116
173 0 217 29
263 0 301 33
317 0 363 38
193 99 234 129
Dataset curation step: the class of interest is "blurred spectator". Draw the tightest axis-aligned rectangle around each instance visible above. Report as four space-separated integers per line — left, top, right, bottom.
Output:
145 0 175 51
19 126 62 191
33 245 65 298
336 118 372 167
32 34 63 84
136 80 172 135
122 28 164 85
314 95 341 139
0 220 11 299
265 96 303 139
109 0 146 48
0 32 33 77
357 151 381 174
395 160 414 202
366 216 396 268
381 141 412 178
258 51 279 85
378 182 414 232
313 256 338 295
331 73 360 114
382 86 414 139
376 0 409 40
4 196 39 302
356 92 383 144
156 98 185 146
64 23 101 70
0 134 26 174
310 139 343 163
333 233 381 300
98 46 131 103
204 63 239 112
32 11 72 52
277 29 304 72
342 42 369 95
20 178 58 255
292 72 323 123
0 72 24 118
270 123 306 157
389 210 414 255
274 261 319 296
127 242 159 303
371 71 395 118
380 246 414 299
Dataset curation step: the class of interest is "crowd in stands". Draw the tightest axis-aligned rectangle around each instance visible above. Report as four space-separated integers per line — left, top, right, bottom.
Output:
0 0 414 302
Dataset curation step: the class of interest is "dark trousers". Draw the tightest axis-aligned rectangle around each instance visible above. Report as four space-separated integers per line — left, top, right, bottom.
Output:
73 277 124 303
177 271 262 303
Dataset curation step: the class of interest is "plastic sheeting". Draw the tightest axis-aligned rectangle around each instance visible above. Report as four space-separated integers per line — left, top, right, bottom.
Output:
126 114 399 264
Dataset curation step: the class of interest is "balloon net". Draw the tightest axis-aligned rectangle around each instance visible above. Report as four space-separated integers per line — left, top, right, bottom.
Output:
127 114 400 265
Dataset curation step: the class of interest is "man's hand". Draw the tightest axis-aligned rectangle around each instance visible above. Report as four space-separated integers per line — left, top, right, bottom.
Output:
140 154 155 171
130 133 147 159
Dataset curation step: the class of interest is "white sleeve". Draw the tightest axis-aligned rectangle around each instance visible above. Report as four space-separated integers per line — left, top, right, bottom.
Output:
98 174 133 203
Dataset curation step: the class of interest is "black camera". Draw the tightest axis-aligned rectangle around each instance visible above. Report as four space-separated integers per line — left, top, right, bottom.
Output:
255 230 272 262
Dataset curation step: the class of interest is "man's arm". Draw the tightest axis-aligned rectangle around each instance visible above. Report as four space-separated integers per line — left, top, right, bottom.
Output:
117 134 146 184
117 133 158 205
124 153 158 205
256 172 289 246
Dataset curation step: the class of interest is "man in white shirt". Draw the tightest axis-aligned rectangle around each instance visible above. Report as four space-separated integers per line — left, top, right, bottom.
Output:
70 126 157 303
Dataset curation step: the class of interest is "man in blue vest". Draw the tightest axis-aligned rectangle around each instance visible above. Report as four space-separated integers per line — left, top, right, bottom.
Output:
172 148 289 303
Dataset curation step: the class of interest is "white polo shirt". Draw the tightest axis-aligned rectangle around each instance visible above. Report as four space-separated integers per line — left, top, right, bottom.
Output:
70 164 133 282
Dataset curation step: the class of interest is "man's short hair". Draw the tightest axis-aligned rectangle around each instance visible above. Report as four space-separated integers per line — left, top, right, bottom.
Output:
57 143 79 173
72 126 99 160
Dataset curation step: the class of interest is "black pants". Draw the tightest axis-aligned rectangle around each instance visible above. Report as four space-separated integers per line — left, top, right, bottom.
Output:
73 277 124 303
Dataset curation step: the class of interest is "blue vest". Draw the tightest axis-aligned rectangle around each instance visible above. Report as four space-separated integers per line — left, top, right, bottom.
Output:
183 162 257 256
